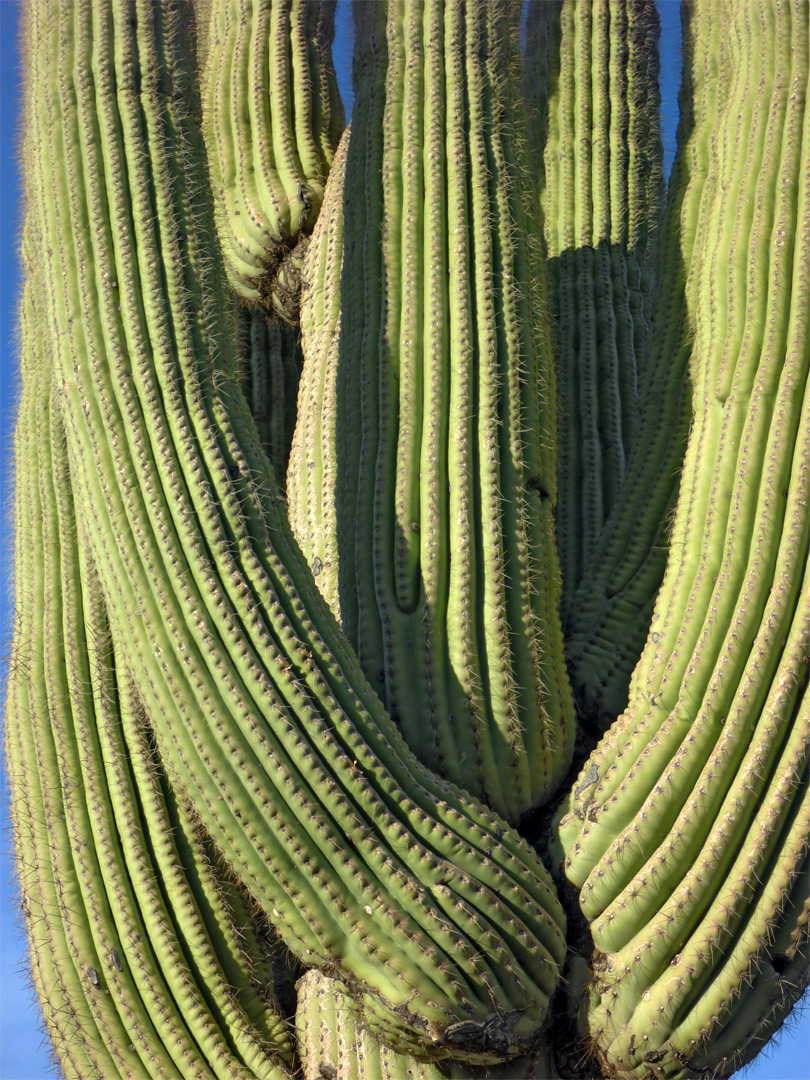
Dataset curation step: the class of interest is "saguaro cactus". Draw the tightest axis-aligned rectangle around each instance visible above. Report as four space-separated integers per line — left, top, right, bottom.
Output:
6 1 808 1079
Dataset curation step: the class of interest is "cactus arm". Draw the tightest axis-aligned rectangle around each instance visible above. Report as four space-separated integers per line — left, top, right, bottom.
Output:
556 1 810 1074
201 0 344 305
561 0 736 725
25 0 567 1059
524 0 664 621
20 75 293 1072
289 0 574 822
7 273 126 1079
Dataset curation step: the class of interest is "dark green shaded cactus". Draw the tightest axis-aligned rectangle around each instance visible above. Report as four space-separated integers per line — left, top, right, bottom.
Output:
6 0 809 1078
559 0 734 725
524 0 664 623
242 307 304 485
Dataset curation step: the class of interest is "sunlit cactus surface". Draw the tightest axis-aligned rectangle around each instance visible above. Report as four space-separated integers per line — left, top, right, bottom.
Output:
6 1 808 1078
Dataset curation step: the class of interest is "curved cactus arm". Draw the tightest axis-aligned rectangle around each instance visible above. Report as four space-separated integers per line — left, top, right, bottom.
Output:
288 0 574 824
11 185 295 1080
23 0 566 1062
562 0 735 726
200 0 344 307
524 0 665 621
7 239 131 1080
555 0 810 1074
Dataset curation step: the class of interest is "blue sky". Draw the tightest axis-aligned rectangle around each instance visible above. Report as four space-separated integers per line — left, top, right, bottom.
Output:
0 2 807 1078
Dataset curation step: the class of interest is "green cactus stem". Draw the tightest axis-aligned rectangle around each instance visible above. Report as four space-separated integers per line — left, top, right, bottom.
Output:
524 0 664 623
560 0 733 726
555 0 810 1074
200 0 344 310
16 0 567 1062
287 0 575 824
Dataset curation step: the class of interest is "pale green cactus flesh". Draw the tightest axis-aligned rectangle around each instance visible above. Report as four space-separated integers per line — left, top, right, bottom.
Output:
288 0 575 825
555 0 810 1074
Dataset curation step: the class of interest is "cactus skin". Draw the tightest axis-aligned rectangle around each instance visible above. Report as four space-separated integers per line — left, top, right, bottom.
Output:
524 0 665 624
295 970 561 1080
555 1 810 1074
200 0 344 311
8 0 810 1077
14 0 568 1064
558 0 734 727
288 0 575 825
242 307 304 486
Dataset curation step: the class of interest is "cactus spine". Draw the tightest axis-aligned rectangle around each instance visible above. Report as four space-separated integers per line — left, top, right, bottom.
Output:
288 0 575 824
